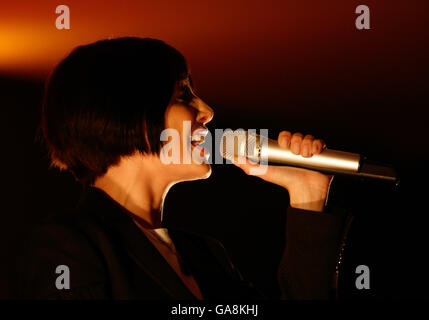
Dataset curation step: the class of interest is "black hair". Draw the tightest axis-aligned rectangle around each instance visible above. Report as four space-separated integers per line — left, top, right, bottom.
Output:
41 37 189 185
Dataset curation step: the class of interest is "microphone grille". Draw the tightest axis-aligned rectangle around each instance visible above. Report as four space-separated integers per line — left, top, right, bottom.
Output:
220 130 257 161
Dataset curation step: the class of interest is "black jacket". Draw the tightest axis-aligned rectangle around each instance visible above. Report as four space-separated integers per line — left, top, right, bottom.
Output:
19 187 348 300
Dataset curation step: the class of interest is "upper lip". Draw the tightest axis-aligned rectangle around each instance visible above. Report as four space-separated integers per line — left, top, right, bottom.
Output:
191 127 209 144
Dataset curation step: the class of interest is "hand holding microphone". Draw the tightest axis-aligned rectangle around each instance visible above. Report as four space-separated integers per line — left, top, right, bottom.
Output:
221 129 398 212
230 130 333 212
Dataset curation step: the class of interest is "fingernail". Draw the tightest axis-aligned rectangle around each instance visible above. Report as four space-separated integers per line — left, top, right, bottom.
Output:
302 145 309 156
292 143 300 154
316 144 322 154
284 137 290 147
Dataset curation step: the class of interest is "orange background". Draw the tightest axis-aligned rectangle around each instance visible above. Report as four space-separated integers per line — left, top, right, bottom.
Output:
1 1 427 90
1 1 427 143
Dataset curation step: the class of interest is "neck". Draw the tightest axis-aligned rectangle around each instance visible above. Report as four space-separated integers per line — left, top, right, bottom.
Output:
93 154 174 228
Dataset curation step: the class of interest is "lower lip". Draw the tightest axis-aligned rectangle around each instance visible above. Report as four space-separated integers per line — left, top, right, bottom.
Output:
191 143 210 161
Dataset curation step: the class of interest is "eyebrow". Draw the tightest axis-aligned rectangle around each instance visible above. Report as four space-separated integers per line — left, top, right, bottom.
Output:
179 76 197 95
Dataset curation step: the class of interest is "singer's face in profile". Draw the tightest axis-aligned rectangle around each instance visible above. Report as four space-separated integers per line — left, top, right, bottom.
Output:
162 77 214 181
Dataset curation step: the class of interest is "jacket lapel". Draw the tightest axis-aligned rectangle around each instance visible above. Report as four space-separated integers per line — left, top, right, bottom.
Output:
78 187 197 300
169 228 230 299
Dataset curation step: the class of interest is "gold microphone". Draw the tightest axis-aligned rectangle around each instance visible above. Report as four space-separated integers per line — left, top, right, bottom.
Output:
220 130 398 182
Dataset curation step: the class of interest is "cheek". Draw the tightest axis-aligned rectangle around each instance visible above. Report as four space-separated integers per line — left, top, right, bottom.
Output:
163 105 197 163
166 107 194 133
174 112 194 144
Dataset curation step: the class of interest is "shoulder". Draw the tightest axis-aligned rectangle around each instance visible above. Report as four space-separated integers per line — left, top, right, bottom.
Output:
26 207 104 259
19 208 108 298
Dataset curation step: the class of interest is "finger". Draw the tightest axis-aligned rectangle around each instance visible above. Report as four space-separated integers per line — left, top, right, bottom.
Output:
290 133 303 154
301 134 314 158
278 131 292 149
312 139 324 155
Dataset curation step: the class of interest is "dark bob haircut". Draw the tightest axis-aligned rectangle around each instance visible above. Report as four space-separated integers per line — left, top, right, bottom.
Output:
41 37 189 185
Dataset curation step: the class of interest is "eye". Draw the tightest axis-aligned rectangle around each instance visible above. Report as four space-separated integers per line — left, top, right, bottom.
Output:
177 85 194 103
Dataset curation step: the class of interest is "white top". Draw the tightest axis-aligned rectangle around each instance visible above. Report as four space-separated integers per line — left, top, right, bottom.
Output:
138 225 204 300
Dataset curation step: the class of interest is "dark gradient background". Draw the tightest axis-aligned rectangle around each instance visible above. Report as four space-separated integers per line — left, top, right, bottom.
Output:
0 0 428 299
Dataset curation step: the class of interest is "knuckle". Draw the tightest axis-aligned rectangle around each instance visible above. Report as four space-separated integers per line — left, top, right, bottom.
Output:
314 139 323 146
292 132 304 138
303 134 314 141
303 139 312 146
279 130 292 138
291 134 303 143
278 131 291 147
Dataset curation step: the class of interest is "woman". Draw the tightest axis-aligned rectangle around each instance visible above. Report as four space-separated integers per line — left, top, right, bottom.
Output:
20 37 347 299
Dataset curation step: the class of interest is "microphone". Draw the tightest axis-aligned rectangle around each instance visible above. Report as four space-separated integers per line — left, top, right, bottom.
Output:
220 130 399 183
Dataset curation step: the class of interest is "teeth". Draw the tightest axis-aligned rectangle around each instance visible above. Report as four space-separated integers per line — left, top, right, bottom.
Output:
191 136 204 144
191 129 208 144
191 135 201 141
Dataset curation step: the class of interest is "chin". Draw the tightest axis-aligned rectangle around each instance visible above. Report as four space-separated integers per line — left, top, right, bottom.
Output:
183 163 212 182
200 163 212 179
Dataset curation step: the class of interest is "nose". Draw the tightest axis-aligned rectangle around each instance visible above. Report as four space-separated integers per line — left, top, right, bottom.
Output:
195 98 214 125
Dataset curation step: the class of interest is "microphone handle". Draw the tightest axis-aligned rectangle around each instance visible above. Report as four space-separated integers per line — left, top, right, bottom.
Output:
255 136 398 182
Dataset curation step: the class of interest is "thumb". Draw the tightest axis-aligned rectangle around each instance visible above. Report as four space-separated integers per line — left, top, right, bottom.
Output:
232 156 311 189
232 156 271 178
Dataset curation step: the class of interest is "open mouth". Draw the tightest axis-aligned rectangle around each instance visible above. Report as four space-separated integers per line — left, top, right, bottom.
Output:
190 128 210 162
190 128 208 147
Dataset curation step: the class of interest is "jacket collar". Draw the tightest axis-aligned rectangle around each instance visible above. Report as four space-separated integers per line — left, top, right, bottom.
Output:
77 186 197 300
